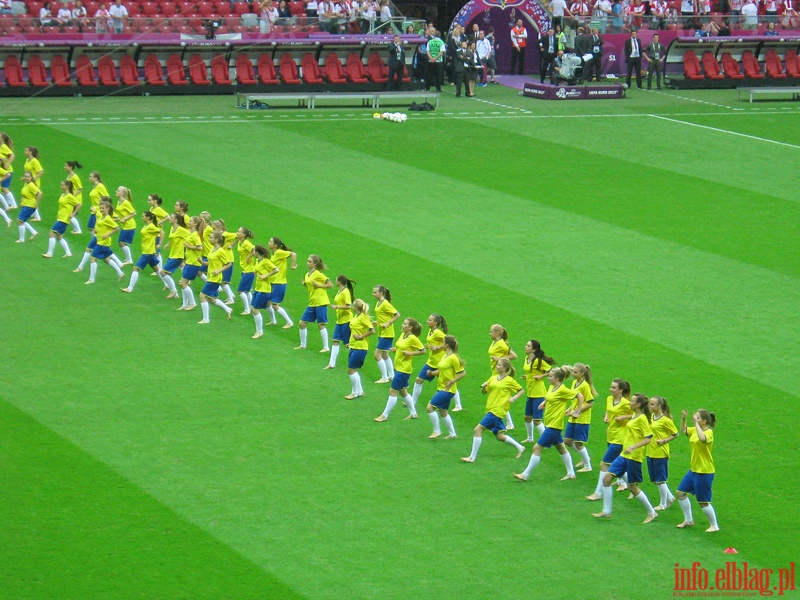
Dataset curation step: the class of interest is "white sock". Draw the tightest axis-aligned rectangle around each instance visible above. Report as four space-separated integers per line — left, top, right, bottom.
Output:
679 497 693 523
276 306 292 326
505 410 514 429
0 208 10 224
239 292 251 312
299 328 308 347
127 270 140 290
69 216 81 233
453 389 462 410
635 491 656 516
77 251 91 269
354 372 363 395
180 287 189 308
185 287 196 307
165 276 177 293
17 224 25 241
47 237 56 254
525 421 534 440
504 436 524 452
577 446 592 470
0 194 8 209
602 484 613 514
411 382 423 404
121 245 132 262
58 238 71 255
658 483 674 505
213 298 232 314
110 253 123 268
377 359 388 380
201 301 210 321
535 422 545 436
320 328 329 350
384 357 394 378
595 470 606 495
469 436 482 460
266 306 277 324
428 411 440 434
33 209 41 220
110 261 123 277
3 190 15 208
199 272 207 282
253 312 263 334
522 453 540 478
349 372 360 394
24 222 37 235
403 394 417 418
329 344 340 367
222 284 234 302
701 505 718 529
442 414 456 436
657 483 667 506
382 395 397 418
88 261 98 281
561 451 575 477
618 473 629 488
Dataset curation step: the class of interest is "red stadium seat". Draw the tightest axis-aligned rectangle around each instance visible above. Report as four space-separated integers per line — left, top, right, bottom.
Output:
301 52 323 83
27 55 50 87
214 1 231 15
197 1 213 15
160 1 178 14
176 24 194 33
210 54 231 84
233 1 249 14
764 49 786 78
279 53 300 84
701 52 723 79
682 49 703 80
230 23 247 32
29 1 45 15
42 25 61 34
76 54 99 86
324 52 346 83
367 52 387 83
720 52 744 79
166 53 188 84
257 54 279 84
741 51 765 79
3 55 27 87
235 53 256 84
51 55 73 86
288 0 304 14
345 52 368 83
144 53 165 84
98 56 120 85
402 64 411 83
186 15 202 26
141 1 158 14
178 0 196 13
124 1 140 13
785 50 800 78
120 53 141 85
3 25 22 35
188 53 210 84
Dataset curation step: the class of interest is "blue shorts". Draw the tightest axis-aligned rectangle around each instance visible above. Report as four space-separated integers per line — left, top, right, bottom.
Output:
301 305 328 324
333 322 351 344
118 229 135 245
270 283 287 303
1 173 11 187
376 336 393 351
430 390 454 410
162 258 183 274
252 291 271 310
201 281 221 297
18 206 36 222
525 396 545 419
51 221 67 235
181 264 200 281
135 253 159 270
86 236 98 250
647 457 669 483
390 371 411 391
480 413 507 435
678 471 714 503
536 427 564 449
87 213 97 230
608 455 643 484
564 422 590 443
199 259 208 273
602 443 624 464
91 244 113 260
221 264 233 283
417 363 436 382
237 272 255 293
348 348 368 370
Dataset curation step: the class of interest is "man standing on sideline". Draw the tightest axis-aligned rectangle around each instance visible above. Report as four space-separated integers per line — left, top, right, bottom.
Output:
476 30 492 85
426 29 445 92
624 29 642 89
538 26 558 83
510 19 527 75
589 26 603 80
386 34 405 90
645 33 665 89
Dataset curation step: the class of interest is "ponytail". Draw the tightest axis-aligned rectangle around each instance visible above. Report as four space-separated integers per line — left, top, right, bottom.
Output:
444 335 464 367
431 313 448 334
337 275 356 300
375 284 391 302
407 317 422 337
651 396 671 419
632 393 650 419
697 409 716 429
528 339 555 370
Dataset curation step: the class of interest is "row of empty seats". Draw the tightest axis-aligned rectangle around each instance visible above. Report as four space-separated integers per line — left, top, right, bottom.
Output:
21 0 263 18
683 49 800 80
3 52 409 87
0 20 324 35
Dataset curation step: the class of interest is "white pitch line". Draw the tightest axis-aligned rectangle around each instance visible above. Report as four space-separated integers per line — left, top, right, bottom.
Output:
649 114 800 149
471 96 532 114
644 88 735 110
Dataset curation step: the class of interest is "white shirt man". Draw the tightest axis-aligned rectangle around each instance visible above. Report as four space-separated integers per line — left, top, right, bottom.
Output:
108 0 128 33
741 0 758 27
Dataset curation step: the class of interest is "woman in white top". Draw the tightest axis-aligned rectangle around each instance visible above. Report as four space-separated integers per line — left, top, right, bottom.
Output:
57 3 73 25
40 2 57 26
259 0 278 33
72 0 88 28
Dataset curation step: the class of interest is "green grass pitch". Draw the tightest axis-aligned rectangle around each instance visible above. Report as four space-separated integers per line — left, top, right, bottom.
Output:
0 86 798 599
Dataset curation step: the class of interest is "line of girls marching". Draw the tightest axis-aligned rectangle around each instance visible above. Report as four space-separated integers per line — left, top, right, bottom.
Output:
0 133 719 533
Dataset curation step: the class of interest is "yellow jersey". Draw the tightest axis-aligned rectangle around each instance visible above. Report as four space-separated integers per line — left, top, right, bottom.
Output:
393 333 424 375
483 374 522 419
621 414 653 463
150 205 169 223
24 157 43 185
425 328 446 367
89 183 109 215
269 248 292 284
488 339 510 375
304 270 330 307
140 223 161 255
568 379 594 425
184 231 203 267
0 143 13 172
94 215 117 247
348 312 373 351
56 193 79 223
436 353 464 393
201 226 213 258
374 299 398 339
542 384 577 430
221 231 237 264
687 426 715 474
114 199 136 231
167 226 189 260
207 246 229 284
333 287 353 325
646 414 678 459
523 358 551 398
238 239 255 273
69 173 83 203
20 182 40 209
254 257 277 293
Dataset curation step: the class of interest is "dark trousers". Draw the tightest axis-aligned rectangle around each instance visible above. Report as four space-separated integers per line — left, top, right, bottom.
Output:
647 61 661 88
540 53 556 83
453 70 466 95
387 63 404 90
590 53 602 79
511 46 525 74
425 61 443 91
626 57 642 88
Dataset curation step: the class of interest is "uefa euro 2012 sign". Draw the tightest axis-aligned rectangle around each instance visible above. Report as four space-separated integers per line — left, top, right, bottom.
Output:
374 112 408 123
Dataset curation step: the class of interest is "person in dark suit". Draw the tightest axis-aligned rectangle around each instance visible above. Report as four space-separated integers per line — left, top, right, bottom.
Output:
387 34 405 90
574 26 591 79
538 27 558 83
589 27 603 81
644 33 665 89
453 40 470 96
624 29 643 89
